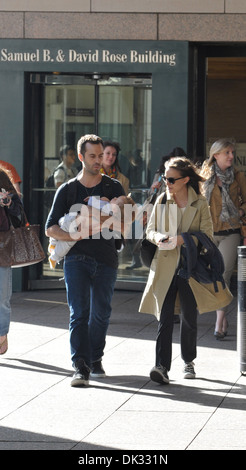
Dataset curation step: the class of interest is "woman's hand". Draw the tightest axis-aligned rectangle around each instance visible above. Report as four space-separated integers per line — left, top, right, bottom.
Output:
151 181 161 191
157 235 184 250
0 190 11 207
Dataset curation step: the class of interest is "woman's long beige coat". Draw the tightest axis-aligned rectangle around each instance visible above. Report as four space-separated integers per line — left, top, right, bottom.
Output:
139 186 233 320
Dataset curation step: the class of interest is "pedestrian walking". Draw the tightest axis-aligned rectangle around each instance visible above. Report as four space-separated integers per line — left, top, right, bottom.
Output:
45 134 126 386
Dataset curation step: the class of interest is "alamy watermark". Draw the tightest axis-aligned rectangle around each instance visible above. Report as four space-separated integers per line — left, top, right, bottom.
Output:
66 196 178 242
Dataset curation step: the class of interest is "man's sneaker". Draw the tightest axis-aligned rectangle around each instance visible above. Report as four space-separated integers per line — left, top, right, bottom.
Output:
183 361 196 379
150 365 169 384
90 360 106 378
71 359 90 387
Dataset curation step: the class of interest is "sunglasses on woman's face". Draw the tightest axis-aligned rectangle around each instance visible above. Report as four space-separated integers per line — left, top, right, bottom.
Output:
163 176 185 185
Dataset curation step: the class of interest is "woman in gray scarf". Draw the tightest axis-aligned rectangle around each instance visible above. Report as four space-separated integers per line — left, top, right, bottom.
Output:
201 138 246 339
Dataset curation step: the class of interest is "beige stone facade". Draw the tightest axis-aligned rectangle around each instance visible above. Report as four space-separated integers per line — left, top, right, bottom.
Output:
1 2 246 292
1 1 246 41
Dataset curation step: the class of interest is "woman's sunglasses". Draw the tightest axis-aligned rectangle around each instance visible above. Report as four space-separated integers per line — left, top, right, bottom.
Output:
162 176 185 185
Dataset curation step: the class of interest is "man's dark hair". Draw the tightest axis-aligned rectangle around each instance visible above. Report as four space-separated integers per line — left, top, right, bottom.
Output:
59 144 74 160
77 134 103 156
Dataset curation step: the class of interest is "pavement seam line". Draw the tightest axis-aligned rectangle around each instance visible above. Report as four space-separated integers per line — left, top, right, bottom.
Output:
185 374 242 450
70 379 151 449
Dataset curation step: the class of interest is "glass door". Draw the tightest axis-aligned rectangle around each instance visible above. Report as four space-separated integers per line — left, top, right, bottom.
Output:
97 77 152 285
29 73 152 289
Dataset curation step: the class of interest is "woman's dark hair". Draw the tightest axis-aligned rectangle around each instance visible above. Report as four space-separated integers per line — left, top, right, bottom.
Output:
168 147 187 158
158 147 187 174
103 140 121 171
158 155 172 174
165 156 205 194
0 167 17 193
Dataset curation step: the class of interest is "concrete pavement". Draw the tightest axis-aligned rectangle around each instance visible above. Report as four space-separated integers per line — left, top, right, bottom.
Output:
0 287 245 454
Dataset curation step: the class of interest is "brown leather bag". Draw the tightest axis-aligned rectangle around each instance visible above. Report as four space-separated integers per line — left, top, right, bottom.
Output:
0 208 45 268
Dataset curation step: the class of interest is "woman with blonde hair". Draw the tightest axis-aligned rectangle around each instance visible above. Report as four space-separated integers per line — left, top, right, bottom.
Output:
201 138 246 339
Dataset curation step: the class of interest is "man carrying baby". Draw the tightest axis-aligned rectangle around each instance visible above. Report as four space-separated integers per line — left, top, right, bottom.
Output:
45 134 128 387
48 194 135 269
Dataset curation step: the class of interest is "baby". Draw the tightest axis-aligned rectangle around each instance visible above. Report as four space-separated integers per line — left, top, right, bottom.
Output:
48 212 77 269
48 194 135 269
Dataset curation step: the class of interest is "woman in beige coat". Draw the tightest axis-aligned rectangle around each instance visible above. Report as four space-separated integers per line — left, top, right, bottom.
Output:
139 157 232 385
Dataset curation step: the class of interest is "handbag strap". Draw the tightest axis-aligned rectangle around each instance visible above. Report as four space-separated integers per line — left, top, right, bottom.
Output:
6 203 29 229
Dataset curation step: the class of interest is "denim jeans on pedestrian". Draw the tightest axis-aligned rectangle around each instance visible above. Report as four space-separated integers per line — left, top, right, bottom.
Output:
0 266 12 336
64 254 117 368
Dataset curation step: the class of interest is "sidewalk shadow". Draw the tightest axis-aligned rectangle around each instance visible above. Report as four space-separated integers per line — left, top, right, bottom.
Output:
0 358 71 377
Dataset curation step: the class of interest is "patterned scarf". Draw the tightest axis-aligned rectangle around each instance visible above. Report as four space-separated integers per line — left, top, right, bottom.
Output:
100 166 118 179
203 163 239 224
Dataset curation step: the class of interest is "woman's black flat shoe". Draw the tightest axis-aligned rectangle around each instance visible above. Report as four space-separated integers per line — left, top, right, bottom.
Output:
214 331 225 340
222 320 228 337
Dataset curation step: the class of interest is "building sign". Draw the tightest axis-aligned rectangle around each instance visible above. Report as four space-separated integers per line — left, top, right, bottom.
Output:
66 108 94 117
0 47 176 66
235 143 246 174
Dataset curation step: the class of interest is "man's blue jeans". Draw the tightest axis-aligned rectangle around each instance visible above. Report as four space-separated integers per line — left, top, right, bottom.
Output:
64 254 117 367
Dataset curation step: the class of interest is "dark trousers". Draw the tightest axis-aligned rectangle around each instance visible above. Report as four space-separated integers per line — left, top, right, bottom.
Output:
156 274 197 371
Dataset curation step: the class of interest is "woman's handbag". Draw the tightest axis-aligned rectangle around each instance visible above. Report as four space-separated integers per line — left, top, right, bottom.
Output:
0 208 45 268
140 236 157 267
139 192 167 268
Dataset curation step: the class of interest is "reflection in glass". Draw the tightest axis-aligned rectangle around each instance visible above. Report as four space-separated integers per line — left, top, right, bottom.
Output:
41 76 152 286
